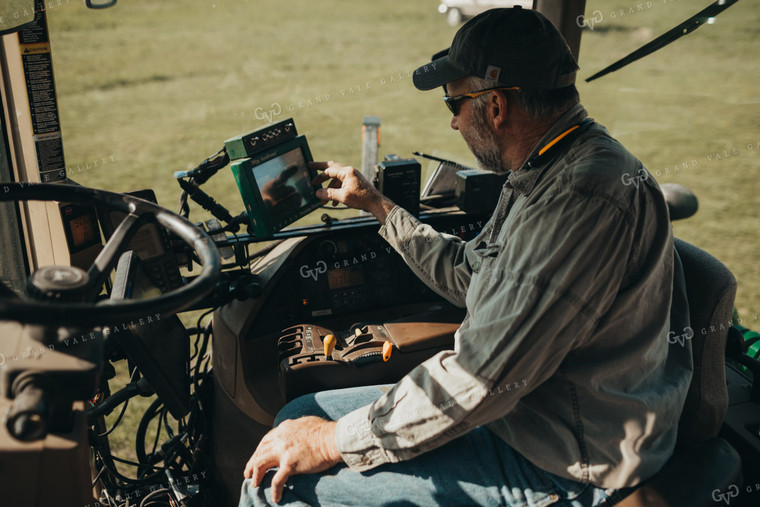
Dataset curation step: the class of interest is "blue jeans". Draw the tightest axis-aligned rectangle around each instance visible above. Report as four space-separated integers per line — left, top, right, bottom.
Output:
239 385 631 507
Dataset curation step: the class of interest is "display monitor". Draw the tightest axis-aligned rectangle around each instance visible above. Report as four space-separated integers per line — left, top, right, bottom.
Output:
230 135 321 238
97 189 184 291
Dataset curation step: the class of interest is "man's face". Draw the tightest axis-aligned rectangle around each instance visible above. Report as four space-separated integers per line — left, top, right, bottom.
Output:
446 79 507 174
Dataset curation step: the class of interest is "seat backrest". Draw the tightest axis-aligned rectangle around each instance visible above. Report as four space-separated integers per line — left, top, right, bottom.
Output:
617 240 741 506
674 238 737 445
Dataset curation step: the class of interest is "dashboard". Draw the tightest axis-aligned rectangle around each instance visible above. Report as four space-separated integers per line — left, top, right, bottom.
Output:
289 233 430 319
245 211 488 337
211 210 488 420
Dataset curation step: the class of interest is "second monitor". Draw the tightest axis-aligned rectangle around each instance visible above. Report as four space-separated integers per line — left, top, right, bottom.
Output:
231 135 321 238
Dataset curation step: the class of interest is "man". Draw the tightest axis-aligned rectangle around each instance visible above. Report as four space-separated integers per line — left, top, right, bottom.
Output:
240 7 692 506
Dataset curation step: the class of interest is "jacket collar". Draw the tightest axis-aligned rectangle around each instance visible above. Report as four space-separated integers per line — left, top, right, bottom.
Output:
507 103 589 196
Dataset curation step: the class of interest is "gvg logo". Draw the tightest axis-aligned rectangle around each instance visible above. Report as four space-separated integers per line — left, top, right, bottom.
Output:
576 2 659 30
299 261 327 281
712 484 739 505
576 10 604 30
254 102 282 123
667 326 694 347
620 168 649 188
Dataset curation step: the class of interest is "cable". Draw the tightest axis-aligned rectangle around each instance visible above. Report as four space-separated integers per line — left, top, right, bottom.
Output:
192 322 212 397
139 488 172 507
93 331 215 503
136 397 165 473
98 397 130 437
175 147 230 220
94 448 147 487
190 309 214 362
93 413 176 491
177 178 234 224
92 464 107 487
111 454 170 471
150 408 164 458
246 239 284 263
162 409 175 440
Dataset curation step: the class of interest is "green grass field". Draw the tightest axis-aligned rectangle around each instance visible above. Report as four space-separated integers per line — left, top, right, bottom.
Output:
43 0 760 468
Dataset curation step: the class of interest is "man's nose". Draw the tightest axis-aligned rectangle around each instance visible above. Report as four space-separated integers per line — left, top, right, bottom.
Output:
450 114 459 131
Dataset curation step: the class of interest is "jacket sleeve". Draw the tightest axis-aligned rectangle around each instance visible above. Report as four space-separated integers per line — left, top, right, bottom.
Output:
378 205 488 307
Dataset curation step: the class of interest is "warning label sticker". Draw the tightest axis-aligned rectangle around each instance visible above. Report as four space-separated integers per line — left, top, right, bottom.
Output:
20 42 49 55
21 45 59 135
18 7 65 182
34 132 65 182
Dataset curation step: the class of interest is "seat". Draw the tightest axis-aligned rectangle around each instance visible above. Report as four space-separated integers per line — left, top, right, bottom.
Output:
618 239 742 506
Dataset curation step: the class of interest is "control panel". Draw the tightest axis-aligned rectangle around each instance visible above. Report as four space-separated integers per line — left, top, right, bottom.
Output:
276 315 462 400
246 212 489 337
296 235 403 318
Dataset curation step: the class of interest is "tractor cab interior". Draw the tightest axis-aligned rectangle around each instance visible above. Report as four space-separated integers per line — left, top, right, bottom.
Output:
0 1 759 506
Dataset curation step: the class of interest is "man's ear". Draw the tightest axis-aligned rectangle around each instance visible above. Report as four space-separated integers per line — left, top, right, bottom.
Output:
489 91 508 129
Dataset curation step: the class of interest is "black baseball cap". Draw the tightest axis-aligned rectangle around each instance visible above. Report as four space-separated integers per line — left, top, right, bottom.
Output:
413 7 578 91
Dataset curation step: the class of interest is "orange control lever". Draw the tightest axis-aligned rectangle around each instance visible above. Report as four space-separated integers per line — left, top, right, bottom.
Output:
324 334 336 357
382 341 393 362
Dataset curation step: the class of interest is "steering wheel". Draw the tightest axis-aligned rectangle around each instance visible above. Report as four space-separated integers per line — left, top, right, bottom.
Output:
0 183 220 327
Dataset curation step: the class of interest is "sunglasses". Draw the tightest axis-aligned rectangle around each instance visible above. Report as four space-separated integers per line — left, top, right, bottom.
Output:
443 86 520 116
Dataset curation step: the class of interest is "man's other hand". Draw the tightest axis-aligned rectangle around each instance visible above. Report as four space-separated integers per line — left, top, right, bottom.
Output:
311 161 396 224
243 416 342 503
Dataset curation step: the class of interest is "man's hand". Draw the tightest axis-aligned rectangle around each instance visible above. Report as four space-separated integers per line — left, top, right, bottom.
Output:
243 416 343 503
311 161 397 224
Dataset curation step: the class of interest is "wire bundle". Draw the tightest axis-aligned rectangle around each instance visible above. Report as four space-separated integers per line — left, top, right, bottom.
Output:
89 311 215 507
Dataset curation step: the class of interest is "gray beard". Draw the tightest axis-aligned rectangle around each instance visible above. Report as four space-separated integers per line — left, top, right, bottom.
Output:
475 147 507 174
468 117 509 174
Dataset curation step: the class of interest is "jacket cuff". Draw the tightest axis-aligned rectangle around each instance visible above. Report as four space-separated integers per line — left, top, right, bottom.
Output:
379 205 421 251
335 405 393 471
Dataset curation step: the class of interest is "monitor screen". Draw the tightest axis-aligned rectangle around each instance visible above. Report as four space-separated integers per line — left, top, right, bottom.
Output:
60 203 102 253
252 146 316 227
101 189 168 261
231 134 321 238
106 211 166 260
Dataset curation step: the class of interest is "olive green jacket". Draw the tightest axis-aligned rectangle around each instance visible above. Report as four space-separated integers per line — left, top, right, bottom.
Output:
335 104 692 489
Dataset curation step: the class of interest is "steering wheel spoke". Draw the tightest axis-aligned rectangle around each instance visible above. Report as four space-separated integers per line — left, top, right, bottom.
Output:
85 209 151 297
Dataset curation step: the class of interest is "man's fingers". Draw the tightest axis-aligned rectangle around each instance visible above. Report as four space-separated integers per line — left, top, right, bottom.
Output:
320 165 345 181
308 161 329 171
251 457 269 487
311 162 347 189
311 170 332 186
311 161 342 175
270 464 293 504
316 186 343 204
243 446 263 479
251 450 280 488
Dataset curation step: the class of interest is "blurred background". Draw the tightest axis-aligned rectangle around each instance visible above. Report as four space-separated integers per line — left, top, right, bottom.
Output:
45 0 759 329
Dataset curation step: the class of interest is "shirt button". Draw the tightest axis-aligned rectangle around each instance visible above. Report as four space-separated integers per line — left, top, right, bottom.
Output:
549 494 559 502
472 260 481 273
362 456 371 465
